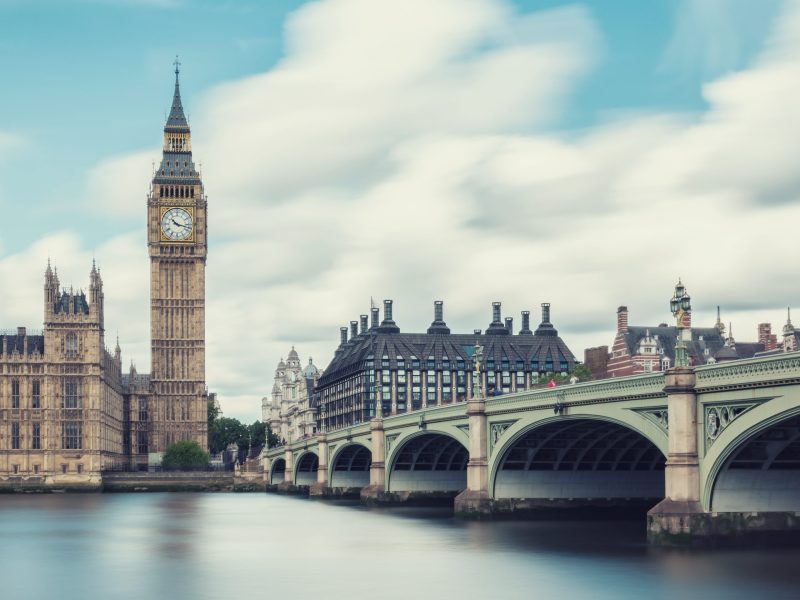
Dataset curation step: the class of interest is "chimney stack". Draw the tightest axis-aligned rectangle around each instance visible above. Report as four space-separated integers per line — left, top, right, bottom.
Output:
520 311 532 335
617 306 629 334
360 314 368 334
371 307 380 330
17 327 26 337
377 299 400 333
427 300 451 334
384 299 393 321
541 303 551 324
534 302 557 336
350 321 358 339
505 317 513 335
474 329 482 335
340 327 348 346
487 301 507 334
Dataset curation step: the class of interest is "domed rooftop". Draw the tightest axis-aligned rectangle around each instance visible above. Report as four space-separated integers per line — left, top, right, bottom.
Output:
288 346 300 360
302 357 320 379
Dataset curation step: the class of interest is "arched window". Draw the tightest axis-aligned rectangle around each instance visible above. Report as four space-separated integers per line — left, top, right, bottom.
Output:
65 333 78 358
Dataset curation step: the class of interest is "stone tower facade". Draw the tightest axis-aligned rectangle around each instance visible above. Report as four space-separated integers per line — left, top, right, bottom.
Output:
147 61 208 452
0 263 125 488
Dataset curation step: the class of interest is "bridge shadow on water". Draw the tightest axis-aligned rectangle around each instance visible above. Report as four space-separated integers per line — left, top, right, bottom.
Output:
316 496 800 591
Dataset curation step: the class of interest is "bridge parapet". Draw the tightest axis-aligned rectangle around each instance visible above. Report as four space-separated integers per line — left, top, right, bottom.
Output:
695 351 800 390
485 371 666 414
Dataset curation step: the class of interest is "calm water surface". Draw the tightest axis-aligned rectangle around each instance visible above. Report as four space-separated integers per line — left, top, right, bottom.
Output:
0 493 798 600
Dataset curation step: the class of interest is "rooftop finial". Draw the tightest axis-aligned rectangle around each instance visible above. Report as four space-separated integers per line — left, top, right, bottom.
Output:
174 54 181 79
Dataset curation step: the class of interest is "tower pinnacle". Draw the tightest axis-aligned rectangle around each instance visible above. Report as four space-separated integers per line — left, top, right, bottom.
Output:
166 57 189 132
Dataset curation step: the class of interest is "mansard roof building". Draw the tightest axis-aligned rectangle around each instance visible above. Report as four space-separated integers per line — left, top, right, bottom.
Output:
317 300 577 432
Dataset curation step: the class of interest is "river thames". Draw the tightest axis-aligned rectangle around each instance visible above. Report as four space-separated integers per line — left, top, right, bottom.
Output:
0 494 798 599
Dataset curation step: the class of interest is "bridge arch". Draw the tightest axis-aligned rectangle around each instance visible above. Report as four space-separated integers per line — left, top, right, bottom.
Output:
269 457 286 485
703 401 800 512
293 450 319 486
386 430 468 494
489 416 666 504
329 442 372 489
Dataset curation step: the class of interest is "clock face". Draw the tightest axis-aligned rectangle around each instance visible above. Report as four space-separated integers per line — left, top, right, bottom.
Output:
161 207 194 241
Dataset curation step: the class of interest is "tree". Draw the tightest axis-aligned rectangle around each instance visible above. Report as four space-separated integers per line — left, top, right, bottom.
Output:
208 398 220 424
162 440 210 470
571 363 593 382
206 399 279 453
209 417 248 454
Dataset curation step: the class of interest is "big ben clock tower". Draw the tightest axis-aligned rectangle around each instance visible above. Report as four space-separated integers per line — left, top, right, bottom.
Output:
148 60 208 452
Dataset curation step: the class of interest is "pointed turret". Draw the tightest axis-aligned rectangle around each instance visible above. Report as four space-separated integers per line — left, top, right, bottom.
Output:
44 260 58 315
89 260 104 328
166 57 189 132
783 307 796 352
715 305 726 336
154 59 200 185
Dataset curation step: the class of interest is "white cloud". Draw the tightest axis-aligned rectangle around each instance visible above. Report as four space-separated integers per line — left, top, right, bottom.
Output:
660 0 782 79
5 0 800 422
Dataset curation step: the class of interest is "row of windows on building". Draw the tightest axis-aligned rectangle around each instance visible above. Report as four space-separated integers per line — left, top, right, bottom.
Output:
158 185 195 199
366 355 569 372
3 379 82 409
121 428 150 455
323 367 570 400
6 422 82 450
319 367 572 430
8 464 84 475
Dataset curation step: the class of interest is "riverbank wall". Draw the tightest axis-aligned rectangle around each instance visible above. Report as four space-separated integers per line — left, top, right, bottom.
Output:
0 472 266 493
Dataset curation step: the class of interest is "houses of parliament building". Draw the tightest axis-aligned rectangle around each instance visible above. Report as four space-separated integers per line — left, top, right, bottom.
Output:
0 64 209 488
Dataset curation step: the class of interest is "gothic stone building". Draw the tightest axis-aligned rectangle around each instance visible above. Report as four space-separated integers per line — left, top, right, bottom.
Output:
317 300 577 432
262 347 321 443
0 264 126 486
0 65 209 486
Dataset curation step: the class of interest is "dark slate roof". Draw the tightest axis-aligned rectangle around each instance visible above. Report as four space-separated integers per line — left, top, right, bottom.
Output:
153 151 201 184
166 68 189 131
54 291 89 315
318 328 577 387
0 334 44 355
621 325 763 365
121 373 151 393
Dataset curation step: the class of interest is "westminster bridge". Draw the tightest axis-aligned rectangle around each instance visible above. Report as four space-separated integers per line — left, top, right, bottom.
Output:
263 352 800 545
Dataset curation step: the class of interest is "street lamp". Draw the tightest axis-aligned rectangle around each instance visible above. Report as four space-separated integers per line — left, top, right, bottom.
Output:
471 342 484 401
670 279 692 368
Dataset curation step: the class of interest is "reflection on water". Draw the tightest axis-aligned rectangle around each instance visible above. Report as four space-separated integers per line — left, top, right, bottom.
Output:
0 494 799 600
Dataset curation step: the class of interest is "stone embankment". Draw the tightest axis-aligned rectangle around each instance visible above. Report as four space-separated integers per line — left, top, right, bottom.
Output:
0 472 266 493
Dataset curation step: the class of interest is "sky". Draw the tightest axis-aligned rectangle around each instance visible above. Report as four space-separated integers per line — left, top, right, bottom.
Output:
0 0 797 422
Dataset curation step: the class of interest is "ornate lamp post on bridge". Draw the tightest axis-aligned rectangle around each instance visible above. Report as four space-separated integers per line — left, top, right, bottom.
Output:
670 279 692 367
